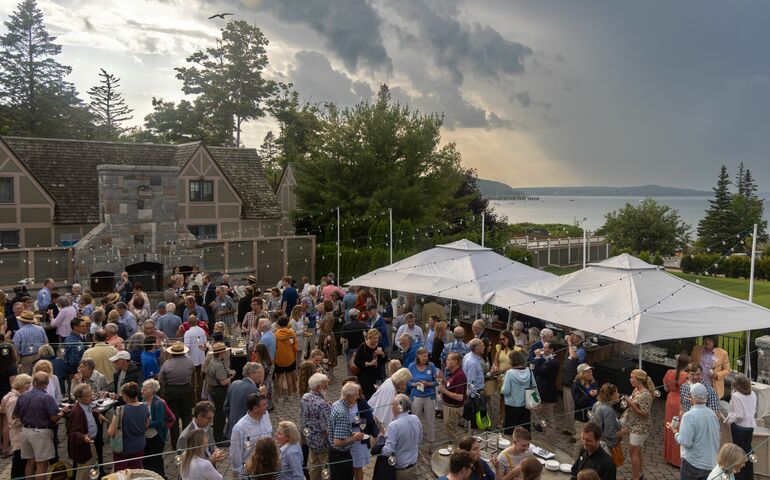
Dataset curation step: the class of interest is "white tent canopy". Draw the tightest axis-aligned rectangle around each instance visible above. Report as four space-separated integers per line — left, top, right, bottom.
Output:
488 253 770 344
347 239 555 304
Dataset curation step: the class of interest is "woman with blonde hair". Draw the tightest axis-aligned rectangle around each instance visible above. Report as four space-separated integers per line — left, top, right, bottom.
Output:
708 443 748 480
622 368 655 480
33 359 62 404
354 328 386 399
289 305 307 368
276 420 304 480
298 360 318 397
1 373 31 478
180 428 222 480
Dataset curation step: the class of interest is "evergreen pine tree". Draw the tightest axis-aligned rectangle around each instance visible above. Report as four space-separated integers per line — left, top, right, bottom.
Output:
736 162 746 196
0 0 85 137
743 168 758 197
87 68 133 139
697 165 733 247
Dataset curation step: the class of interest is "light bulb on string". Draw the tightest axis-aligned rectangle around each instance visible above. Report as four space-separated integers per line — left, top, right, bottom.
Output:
586 410 594 420
620 397 628 409
321 467 331 480
89 467 99 479
760 350 766 357
721 474 729 480
591 337 598 343
388 455 397 466
353 414 361 424
244 438 253 451
737 358 744 367
540 419 547 428
174 450 182 465
653 389 661 398
750 452 758 463
303 427 311 437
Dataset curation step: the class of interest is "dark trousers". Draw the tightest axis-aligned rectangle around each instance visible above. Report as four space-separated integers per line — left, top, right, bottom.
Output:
143 434 166 477
731 423 754 480
328 448 353 480
503 404 530 435
11 450 24 479
210 385 227 442
680 458 711 480
164 383 194 448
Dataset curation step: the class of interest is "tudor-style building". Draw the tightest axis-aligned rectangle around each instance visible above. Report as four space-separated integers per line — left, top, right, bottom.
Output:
0 137 286 248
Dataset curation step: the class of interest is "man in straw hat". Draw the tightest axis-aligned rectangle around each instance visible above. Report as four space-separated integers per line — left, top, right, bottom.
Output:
159 341 195 447
13 310 47 373
207 341 234 443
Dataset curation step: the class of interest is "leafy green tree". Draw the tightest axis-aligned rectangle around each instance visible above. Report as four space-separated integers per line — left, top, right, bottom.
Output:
293 85 471 239
137 97 210 144
0 0 86 137
267 84 323 165
87 68 133 139
175 20 276 146
697 165 733 247
599 198 690 255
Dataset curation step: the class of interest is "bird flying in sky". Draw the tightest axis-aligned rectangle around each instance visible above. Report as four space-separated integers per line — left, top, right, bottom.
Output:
208 13 234 19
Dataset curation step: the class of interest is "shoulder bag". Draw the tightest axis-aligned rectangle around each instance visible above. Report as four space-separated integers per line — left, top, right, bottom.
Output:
110 406 124 453
525 370 542 410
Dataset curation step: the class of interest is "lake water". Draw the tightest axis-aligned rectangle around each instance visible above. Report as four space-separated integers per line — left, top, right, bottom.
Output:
491 195 770 232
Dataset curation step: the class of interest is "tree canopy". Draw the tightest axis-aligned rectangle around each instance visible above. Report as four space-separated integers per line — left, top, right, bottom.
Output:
88 68 133 139
0 0 89 137
598 198 690 255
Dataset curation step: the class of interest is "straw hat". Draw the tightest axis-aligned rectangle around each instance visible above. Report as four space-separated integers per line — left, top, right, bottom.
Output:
246 274 257 284
105 293 119 303
165 341 189 355
211 342 229 354
19 310 36 323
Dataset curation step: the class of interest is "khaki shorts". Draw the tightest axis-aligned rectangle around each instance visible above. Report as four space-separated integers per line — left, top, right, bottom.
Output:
20 427 55 461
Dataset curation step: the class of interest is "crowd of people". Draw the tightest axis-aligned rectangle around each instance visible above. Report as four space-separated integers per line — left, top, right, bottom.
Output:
0 271 761 480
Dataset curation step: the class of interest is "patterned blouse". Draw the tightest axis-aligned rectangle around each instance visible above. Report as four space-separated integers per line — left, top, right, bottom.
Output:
621 389 653 434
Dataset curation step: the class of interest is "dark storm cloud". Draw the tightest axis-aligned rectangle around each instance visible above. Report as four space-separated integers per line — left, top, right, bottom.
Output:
388 0 532 84
259 0 391 72
288 51 373 108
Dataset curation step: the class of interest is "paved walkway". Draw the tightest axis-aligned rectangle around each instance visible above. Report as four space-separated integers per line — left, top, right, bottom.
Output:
1 360 682 479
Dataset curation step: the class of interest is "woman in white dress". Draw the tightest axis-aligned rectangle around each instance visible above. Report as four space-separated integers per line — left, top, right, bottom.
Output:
180 428 222 480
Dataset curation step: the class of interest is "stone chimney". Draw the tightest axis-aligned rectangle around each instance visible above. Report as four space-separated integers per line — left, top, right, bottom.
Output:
73 165 201 290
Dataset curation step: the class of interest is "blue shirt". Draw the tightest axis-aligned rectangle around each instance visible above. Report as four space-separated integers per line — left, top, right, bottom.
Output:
675 403 720 470
120 311 138 337
440 339 469 365
13 323 48 356
402 341 420 367
426 327 435 355
79 402 98 438
462 352 484 397
141 350 159 379
407 362 437 398
156 313 182 339
278 443 304 480
370 315 390 350
342 292 357 322
260 331 276 361
382 412 422 469
182 305 208 322
281 287 298 314
37 287 51 310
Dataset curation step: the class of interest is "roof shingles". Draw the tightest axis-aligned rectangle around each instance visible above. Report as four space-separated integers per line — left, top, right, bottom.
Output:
1 137 281 224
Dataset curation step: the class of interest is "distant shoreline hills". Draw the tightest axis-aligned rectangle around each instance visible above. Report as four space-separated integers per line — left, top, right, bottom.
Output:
479 179 711 199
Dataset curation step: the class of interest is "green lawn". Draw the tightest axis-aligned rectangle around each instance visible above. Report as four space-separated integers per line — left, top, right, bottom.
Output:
542 265 770 309
670 272 770 309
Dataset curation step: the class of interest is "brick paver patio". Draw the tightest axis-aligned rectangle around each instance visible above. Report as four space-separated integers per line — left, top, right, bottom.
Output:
1 360 681 479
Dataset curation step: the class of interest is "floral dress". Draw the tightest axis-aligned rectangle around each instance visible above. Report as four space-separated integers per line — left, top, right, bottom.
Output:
621 388 653 435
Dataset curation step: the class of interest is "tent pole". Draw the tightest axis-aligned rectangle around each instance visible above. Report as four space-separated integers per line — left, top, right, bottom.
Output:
481 212 486 247
336 206 340 283
746 223 758 377
638 344 642 369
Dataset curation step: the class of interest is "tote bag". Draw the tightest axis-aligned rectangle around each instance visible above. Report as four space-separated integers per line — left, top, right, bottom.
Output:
110 406 124 453
524 371 542 410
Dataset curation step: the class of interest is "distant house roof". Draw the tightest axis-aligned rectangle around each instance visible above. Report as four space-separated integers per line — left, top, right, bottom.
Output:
0 137 281 224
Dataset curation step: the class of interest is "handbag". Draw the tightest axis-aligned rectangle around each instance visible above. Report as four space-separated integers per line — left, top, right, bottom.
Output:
524 371 542 410
610 443 625 467
350 351 360 376
110 406 124 453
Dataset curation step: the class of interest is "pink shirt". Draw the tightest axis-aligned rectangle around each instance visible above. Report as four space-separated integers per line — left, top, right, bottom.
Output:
52 305 77 337
322 285 344 302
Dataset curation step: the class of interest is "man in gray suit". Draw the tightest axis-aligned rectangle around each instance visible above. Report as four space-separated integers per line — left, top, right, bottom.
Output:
224 362 266 436
177 401 226 463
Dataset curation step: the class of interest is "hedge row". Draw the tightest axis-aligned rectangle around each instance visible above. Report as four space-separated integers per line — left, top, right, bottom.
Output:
680 253 770 280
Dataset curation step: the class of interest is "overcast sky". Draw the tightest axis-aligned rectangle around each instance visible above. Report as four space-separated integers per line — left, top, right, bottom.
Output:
3 0 769 190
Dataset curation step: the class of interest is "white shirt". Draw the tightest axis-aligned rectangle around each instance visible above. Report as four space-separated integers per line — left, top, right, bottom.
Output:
181 455 222 480
230 412 272 476
725 391 757 428
369 378 397 426
395 324 425 345
184 326 207 366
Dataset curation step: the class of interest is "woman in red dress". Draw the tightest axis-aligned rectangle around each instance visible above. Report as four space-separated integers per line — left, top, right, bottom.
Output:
663 354 690 467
